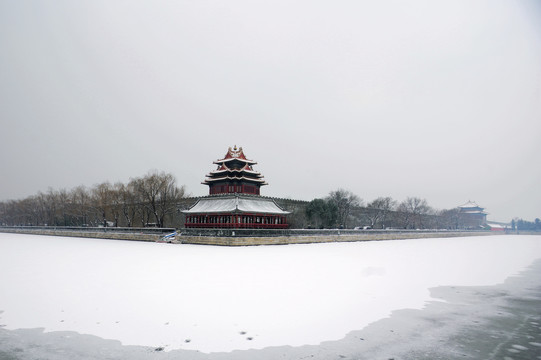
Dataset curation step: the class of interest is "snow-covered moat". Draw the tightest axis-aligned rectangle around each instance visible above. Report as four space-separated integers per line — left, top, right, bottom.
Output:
1 233 540 353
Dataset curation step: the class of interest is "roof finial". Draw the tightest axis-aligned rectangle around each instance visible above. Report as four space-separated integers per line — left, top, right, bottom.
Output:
234 145 237 151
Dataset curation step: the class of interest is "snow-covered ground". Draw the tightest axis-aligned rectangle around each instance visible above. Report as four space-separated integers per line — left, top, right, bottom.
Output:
1 233 540 353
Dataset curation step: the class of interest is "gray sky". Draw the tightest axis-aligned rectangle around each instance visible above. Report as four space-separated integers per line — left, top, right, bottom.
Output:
1 0 540 222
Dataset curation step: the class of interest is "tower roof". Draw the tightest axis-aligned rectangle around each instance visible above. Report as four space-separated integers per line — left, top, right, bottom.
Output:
183 194 290 215
458 201 483 209
214 145 257 165
208 163 260 176
203 146 268 193
202 175 267 184
458 201 488 215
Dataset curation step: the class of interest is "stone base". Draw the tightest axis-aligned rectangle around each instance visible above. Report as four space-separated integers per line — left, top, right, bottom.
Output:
178 231 497 246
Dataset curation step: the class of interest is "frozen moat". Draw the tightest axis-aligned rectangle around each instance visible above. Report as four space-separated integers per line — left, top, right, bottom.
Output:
1 233 540 353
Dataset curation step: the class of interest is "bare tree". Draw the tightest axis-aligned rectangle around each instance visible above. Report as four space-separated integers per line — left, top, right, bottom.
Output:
71 185 91 226
155 175 185 227
118 181 138 227
437 208 460 229
18 196 43 226
0 201 6 225
57 189 71 226
91 182 112 227
131 177 153 227
133 171 185 227
327 189 362 228
41 189 58 226
366 197 396 229
397 197 431 229
109 183 125 227
0 171 189 228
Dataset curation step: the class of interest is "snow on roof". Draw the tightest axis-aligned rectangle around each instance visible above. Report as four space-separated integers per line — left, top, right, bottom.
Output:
237 197 289 214
461 210 488 215
459 201 483 209
487 221 510 227
204 175 266 182
214 146 257 165
208 163 260 175
183 195 290 214
202 175 267 184
487 222 510 230
214 157 257 165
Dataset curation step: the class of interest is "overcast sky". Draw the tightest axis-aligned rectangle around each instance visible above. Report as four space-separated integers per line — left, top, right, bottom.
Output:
1 1 540 222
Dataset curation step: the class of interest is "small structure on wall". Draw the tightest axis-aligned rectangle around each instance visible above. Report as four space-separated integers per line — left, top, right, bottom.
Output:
458 201 487 229
183 146 290 229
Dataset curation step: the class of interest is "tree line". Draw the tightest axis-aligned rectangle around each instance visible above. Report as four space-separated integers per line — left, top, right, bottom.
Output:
2 178 538 231
0 171 186 228
512 218 541 232
304 188 512 230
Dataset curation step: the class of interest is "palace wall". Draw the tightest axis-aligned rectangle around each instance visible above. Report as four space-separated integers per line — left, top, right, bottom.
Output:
0 226 496 246
177 197 485 230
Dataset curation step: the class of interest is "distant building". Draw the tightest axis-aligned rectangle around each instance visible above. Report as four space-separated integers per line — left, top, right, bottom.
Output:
486 222 509 232
183 146 290 229
458 201 487 229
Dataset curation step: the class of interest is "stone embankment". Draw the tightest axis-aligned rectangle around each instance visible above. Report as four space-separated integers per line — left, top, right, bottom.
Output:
178 230 496 246
0 227 498 245
0 226 172 242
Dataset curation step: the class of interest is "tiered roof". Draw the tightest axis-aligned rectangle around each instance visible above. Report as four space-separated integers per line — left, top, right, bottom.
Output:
184 194 290 215
214 146 257 165
458 201 488 215
202 146 268 187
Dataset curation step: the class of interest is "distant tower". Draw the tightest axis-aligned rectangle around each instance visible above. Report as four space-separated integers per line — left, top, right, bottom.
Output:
203 146 267 195
183 146 289 229
458 201 487 229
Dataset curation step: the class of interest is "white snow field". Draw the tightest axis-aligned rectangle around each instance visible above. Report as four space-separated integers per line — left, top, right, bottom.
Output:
1 233 541 353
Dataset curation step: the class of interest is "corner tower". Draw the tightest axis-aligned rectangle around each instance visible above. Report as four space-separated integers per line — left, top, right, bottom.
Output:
203 146 267 195
458 201 488 228
183 146 289 229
